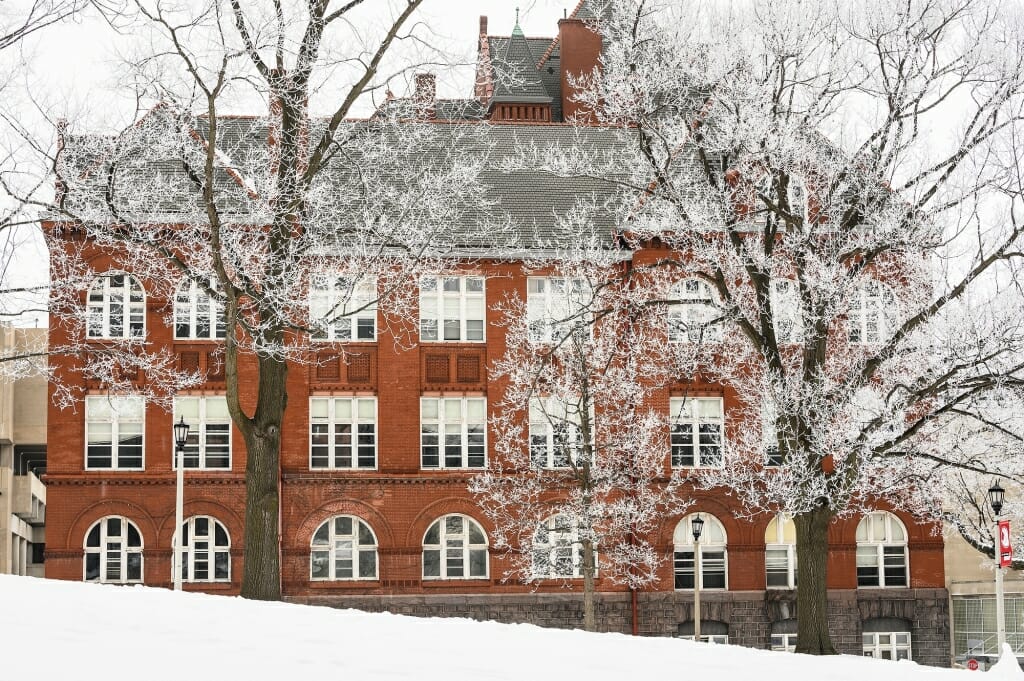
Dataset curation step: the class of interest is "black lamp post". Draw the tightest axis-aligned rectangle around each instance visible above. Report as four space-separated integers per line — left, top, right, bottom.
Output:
989 480 1007 653
172 416 190 591
692 514 704 642
989 480 1005 517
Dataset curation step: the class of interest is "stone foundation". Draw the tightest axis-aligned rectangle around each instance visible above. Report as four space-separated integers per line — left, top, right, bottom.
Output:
288 587 950 667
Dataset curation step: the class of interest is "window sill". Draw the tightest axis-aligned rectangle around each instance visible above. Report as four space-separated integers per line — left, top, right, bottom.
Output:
421 577 490 586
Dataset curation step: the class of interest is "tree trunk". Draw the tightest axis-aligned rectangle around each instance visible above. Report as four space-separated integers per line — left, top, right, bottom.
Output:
240 353 288 600
794 505 836 654
582 538 597 632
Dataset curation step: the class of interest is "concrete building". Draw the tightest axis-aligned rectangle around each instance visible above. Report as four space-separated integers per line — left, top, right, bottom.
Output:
0 326 47 576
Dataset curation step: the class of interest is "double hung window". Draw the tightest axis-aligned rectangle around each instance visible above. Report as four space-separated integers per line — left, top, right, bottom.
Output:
87 273 145 339
532 514 590 578
309 397 377 469
529 397 590 469
420 397 486 469
526 277 591 343
670 397 724 468
174 279 225 340
173 396 231 469
673 514 728 590
419 276 485 342
856 511 908 588
309 275 377 341
765 513 797 588
86 396 144 469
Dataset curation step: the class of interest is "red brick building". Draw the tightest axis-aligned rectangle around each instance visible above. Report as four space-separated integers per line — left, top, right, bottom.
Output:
43 1 950 665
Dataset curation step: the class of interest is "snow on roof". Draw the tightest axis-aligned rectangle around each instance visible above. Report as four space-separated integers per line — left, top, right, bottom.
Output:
1 574 1009 681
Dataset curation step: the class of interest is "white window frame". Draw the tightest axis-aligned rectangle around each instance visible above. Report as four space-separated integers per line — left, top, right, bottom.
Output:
173 396 231 470
673 514 728 590
87 272 146 339
309 274 377 342
419 276 485 343
174 278 225 340
85 395 145 470
309 396 377 470
770 633 798 652
862 631 912 660
174 515 231 583
670 397 724 468
422 514 489 580
83 516 143 583
420 397 486 469
765 513 797 589
668 279 722 343
856 511 909 588
529 397 592 469
848 281 895 346
310 515 379 581
526 276 591 344
532 514 593 579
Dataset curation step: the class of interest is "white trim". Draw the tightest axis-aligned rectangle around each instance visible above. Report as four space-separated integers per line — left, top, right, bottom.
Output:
173 515 231 583
173 395 232 470
309 396 378 470
419 275 486 343
420 397 487 469
86 272 146 340
669 397 724 468
310 515 379 581
174 279 225 340
83 516 143 583
85 395 145 470
422 514 489 580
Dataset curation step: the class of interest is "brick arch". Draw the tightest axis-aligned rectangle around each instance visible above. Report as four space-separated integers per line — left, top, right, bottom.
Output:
156 498 243 546
656 494 743 547
405 497 489 547
295 499 395 549
67 499 157 550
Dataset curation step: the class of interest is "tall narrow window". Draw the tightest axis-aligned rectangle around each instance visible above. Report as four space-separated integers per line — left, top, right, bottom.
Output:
309 275 377 341
422 514 488 579
668 279 722 343
670 397 724 468
856 511 908 588
770 279 802 343
173 396 231 469
83 516 143 583
526 277 591 343
419 276 485 342
673 514 727 590
309 397 377 469
765 513 797 588
529 397 590 469
175 516 230 582
85 396 144 469
310 515 378 581
420 397 486 469
87 273 145 339
848 281 895 345
174 279 225 340
532 514 591 578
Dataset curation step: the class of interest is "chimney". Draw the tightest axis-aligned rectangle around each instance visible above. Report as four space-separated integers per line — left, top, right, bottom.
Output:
414 72 436 119
54 118 68 206
479 15 488 36
558 16 602 123
475 16 494 104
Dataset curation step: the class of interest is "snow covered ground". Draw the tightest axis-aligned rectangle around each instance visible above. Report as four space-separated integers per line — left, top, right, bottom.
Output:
1 574 1017 680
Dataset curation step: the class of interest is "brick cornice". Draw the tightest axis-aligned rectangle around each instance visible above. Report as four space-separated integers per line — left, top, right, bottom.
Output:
44 475 245 486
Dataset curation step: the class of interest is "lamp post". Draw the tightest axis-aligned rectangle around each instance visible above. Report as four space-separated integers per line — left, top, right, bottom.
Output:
990 480 1006 653
173 417 190 592
692 514 705 642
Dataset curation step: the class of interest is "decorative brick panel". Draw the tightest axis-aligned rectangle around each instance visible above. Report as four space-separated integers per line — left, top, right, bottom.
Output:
178 351 200 373
425 354 450 383
206 352 225 381
347 353 371 383
456 354 480 383
316 353 340 381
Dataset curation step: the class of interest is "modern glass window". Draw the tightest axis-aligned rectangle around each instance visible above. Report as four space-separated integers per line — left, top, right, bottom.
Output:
173 396 231 469
952 596 1024 657
174 278 225 340
420 397 486 469
668 279 722 343
309 397 376 469
422 514 488 579
770 279 802 343
85 396 144 469
309 274 377 342
419 276 485 342
674 514 727 590
765 513 797 588
87 273 145 339
848 281 895 345
532 514 590 578
526 277 591 343
863 632 912 660
670 397 724 468
856 511 908 588
84 516 143 583
310 515 378 581
529 397 589 469
175 516 230 582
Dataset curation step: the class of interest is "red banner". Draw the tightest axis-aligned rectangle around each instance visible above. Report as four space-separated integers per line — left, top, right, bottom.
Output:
999 520 1013 568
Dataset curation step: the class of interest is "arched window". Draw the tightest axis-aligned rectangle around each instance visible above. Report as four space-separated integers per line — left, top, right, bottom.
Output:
310 515 378 581
532 514 591 578
83 516 143 583
668 279 722 343
174 279 225 340
87 273 145 339
765 513 797 589
847 281 896 345
856 511 908 588
674 514 727 590
422 514 488 580
174 516 230 582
